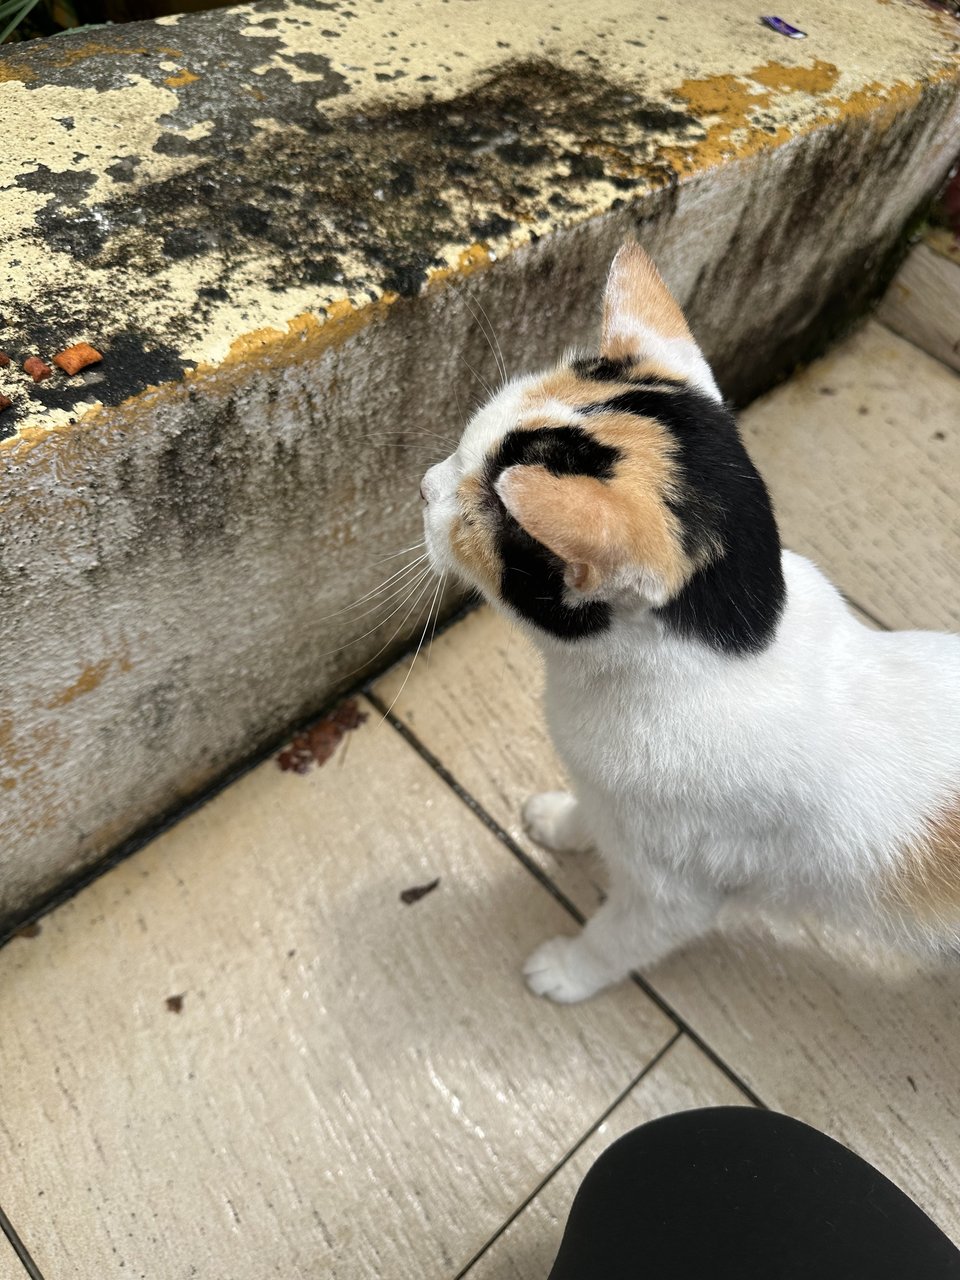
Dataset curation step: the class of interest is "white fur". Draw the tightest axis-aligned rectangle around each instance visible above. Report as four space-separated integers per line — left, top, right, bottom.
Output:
605 318 722 401
518 552 960 1000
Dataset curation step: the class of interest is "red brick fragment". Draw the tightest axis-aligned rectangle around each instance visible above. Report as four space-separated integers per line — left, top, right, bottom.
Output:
0 352 10 367
53 342 103 376
0 394 11 413
23 356 52 383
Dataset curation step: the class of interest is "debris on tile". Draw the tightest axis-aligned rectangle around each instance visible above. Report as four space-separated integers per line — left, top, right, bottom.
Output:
0 351 10 367
277 699 368 774
165 993 185 1013
760 15 807 37
0 395 11 414
400 877 440 905
53 343 103 376
14 921 42 939
23 356 53 383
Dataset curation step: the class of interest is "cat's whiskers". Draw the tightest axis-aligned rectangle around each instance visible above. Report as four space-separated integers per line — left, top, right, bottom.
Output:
377 539 426 563
316 554 429 624
378 570 446 723
465 292 508 386
332 565 440 683
366 429 459 449
460 355 494 398
425 572 446 666
316 565 434 660
338 565 438 626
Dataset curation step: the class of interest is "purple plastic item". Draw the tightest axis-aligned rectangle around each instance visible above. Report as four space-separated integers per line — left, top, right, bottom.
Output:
760 15 807 37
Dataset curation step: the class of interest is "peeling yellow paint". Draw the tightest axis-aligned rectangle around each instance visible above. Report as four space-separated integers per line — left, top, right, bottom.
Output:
45 659 114 709
194 292 401 385
749 60 841 96
0 62 37 84
164 68 200 88
2 0 958 454
663 57 953 173
426 242 494 289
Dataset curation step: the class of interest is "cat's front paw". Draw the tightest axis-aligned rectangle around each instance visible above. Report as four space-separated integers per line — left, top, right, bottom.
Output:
523 936 608 1004
522 792 588 854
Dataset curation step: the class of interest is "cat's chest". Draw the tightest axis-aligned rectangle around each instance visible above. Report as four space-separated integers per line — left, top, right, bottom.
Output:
543 668 686 790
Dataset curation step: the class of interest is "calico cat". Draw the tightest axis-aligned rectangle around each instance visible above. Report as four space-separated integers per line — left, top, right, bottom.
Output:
421 243 960 1003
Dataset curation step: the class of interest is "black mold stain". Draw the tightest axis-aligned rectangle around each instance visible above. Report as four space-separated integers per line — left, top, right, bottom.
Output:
23 59 697 321
16 164 96 200
4 9 701 403
104 155 142 183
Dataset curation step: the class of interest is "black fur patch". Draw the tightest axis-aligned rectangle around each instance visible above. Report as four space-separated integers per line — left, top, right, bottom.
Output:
497 523 612 639
586 385 785 654
571 355 633 382
489 425 621 480
486 426 619 640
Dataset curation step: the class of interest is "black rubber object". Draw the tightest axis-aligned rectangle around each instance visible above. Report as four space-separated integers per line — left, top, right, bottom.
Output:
547 1106 960 1279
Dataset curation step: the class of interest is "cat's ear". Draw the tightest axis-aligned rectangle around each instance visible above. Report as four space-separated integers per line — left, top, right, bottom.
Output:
495 464 671 602
495 465 615 593
600 242 721 400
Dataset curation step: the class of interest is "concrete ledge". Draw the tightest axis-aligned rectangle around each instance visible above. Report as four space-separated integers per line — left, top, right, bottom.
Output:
2 0 960 926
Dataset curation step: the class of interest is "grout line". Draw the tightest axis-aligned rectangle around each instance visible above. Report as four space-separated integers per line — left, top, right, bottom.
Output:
365 691 769 1113
626 976 767 1110
452 1030 684 1279
0 1203 45 1280
364 690 590 925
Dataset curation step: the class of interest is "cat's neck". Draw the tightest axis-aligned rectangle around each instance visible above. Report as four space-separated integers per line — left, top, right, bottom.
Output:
530 583 788 689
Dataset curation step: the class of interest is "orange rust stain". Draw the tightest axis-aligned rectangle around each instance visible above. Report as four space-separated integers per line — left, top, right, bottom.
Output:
41 40 151 68
0 39 181 81
45 658 114 709
0 712 67 842
663 71 772 171
196 292 400 387
164 68 200 88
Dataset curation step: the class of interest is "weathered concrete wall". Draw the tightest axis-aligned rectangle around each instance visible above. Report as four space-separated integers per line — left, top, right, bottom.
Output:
1 0 959 928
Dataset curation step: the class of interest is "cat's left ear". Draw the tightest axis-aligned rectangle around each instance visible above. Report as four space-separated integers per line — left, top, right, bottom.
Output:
495 464 674 604
600 242 721 401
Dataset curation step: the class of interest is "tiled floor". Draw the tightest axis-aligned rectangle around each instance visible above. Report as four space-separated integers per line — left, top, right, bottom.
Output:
1 318 959 1278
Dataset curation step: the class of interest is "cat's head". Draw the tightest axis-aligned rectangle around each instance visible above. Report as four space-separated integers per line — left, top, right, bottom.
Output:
422 243 784 654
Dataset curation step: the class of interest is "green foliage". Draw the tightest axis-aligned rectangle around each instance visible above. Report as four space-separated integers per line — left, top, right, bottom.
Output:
1 0 80 43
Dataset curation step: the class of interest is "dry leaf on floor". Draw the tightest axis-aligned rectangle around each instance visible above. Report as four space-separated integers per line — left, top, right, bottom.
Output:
277 699 369 774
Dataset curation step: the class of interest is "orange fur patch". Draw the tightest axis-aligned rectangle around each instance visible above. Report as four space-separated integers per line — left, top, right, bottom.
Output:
451 473 501 594
886 798 960 924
